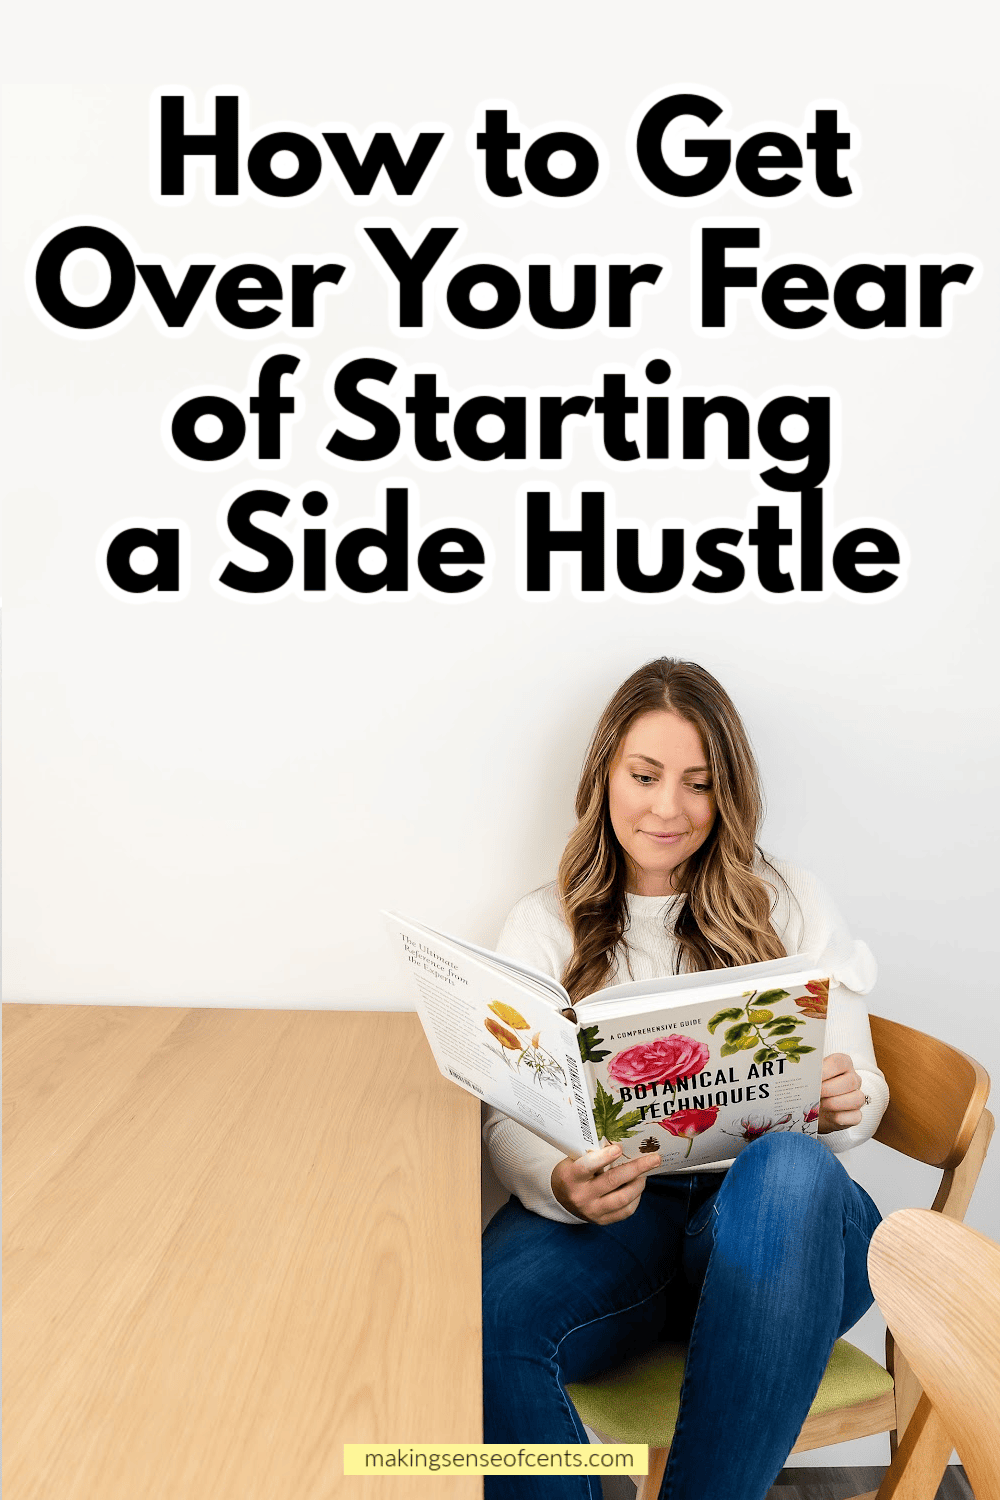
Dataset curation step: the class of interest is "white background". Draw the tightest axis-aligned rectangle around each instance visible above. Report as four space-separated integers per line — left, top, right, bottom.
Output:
3 0 998 1467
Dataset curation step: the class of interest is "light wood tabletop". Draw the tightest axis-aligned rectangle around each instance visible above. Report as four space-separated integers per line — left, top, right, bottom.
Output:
3 1005 484 1499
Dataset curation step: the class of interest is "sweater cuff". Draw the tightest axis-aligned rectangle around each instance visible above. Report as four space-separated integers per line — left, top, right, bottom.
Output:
483 1112 586 1225
818 1067 890 1155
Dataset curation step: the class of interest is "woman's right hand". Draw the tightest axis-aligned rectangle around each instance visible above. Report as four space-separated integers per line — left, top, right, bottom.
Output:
551 1144 662 1224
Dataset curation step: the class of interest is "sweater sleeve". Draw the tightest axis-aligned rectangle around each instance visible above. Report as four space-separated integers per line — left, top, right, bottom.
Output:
482 886 585 1225
768 859 889 1154
482 1114 583 1223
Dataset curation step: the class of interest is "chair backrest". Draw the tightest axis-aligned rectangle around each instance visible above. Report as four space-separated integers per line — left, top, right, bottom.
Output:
868 1209 1000 1500
867 1015 994 1442
870 1013 990 1171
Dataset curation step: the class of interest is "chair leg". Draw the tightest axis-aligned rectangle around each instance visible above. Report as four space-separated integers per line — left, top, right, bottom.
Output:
635 1447 668 1500
632 1408 950 1500
869 1394 953 1500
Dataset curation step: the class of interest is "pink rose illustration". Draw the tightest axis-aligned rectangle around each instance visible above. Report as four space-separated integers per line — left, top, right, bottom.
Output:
607 1035 710 1089
795 979 829 1019
659 1106 719 1158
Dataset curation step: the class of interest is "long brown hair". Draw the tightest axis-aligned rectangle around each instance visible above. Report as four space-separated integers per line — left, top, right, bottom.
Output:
557 658 786 1001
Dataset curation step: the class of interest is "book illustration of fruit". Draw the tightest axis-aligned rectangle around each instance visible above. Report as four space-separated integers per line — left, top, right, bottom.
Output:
482 1002 567 1089
707 987 818 1065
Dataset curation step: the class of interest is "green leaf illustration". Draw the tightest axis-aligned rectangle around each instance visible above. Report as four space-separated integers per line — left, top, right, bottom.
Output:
723 1035 762 1056
755 989 790 1007
578 1024 610 1064
707 1007 744 1034
761 1018 799 1034
776 1042 815 1060
776 1037 813 1052
724 1022 753 1042
753 1047 781 1063
592 1080 643 1143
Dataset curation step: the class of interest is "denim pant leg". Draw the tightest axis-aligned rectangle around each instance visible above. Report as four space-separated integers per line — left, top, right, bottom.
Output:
482 1180 708 1500
660 1132 882 1500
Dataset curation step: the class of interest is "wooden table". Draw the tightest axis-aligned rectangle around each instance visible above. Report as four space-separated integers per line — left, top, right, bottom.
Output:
3 1005 483 1499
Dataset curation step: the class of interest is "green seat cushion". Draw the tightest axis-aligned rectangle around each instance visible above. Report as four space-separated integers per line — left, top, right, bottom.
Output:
566 1338 895 1447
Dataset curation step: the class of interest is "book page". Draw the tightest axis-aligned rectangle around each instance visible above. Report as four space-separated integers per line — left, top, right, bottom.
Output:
587 953 818 1010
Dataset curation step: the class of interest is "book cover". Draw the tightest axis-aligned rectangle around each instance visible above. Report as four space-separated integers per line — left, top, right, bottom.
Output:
389 910 830 1170
579 975 828 1170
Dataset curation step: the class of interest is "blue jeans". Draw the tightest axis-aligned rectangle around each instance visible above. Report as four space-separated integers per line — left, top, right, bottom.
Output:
482 1132 881 1500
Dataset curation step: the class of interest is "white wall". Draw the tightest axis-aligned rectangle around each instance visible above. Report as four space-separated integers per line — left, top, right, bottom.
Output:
4 0 998 1466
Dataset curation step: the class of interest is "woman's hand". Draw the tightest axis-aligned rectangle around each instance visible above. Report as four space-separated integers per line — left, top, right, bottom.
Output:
551 1144 662 1224
818 1052 866 1133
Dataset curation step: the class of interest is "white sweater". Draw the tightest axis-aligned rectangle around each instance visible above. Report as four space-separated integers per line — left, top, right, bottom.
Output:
483 859 889 1225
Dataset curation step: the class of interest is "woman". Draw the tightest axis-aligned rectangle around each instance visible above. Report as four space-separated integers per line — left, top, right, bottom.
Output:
482 658 887 1500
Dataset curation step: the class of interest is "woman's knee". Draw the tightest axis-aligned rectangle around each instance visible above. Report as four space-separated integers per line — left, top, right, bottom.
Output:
717 1132 854 1236
733 1128 845 1184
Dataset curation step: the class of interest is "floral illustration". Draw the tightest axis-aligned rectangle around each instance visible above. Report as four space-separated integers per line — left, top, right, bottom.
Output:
707 988 816 1066
608 1035 710 1089
724 1112 795 1144
485 1017 522 1051
803 1102 820 1132
488 1000 530 1030
483 1004 566 1090
795 979 830 1019
658 1106 719 1158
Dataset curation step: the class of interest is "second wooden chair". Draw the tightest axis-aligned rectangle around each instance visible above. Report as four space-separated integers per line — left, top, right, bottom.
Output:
866 1208 1000 1500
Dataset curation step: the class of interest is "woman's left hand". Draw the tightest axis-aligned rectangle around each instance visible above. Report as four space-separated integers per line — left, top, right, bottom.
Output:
818 1052 865 1133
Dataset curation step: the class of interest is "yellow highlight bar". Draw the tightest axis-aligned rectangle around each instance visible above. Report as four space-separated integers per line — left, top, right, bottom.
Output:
343 1444 648 1476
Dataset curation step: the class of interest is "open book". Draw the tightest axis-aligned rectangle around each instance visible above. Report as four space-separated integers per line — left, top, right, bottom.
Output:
384 911 830 1172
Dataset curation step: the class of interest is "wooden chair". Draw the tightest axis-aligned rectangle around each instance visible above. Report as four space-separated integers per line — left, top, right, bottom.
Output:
566 1014 994 1500
865 1209 1000 1500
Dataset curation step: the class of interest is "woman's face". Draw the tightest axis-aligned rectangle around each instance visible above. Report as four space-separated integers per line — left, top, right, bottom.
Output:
607 710 717 897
